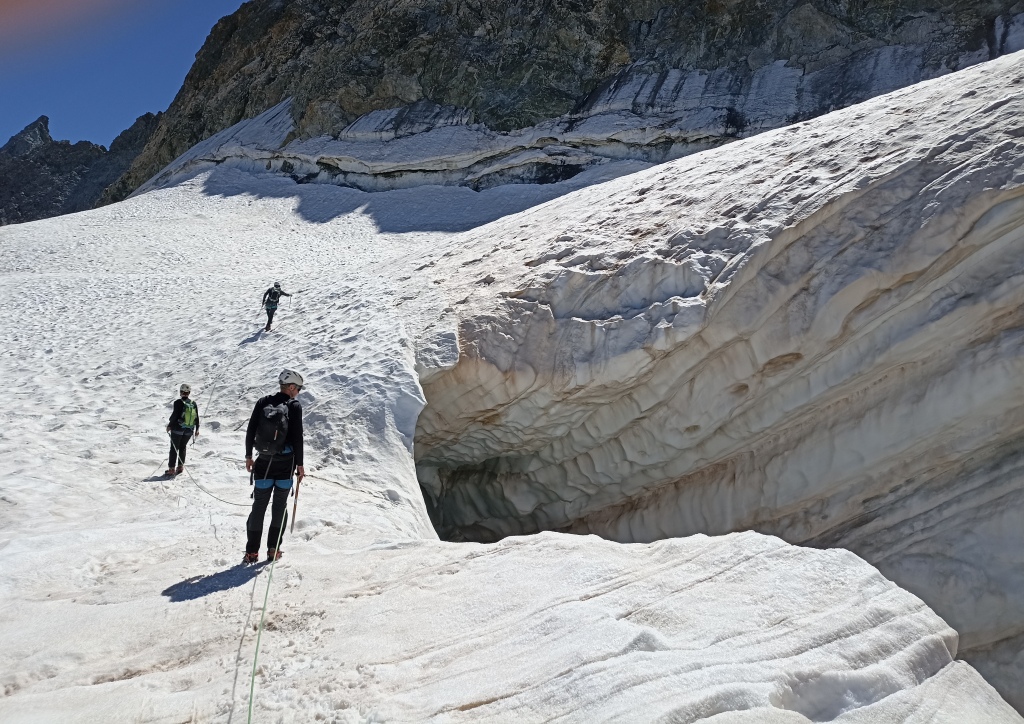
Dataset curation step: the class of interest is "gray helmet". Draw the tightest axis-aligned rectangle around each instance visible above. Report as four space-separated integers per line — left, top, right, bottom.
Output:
180 383 191 394
279 369 304 388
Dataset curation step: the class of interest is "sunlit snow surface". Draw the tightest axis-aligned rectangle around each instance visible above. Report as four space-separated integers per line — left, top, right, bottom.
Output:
1 75 1022 723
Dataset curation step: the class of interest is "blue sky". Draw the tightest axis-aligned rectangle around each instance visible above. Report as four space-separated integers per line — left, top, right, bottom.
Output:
0 0 246 148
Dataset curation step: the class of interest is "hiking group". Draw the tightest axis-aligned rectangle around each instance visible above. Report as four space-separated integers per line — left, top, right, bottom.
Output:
161 282 306 564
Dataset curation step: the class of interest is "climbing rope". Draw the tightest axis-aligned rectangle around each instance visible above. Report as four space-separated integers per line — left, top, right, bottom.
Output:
303 472 361 492
180 463 251 507
203 282 305 421
168 432 251 507
247 491 288 723
159 290 304 718
172 296 291 507
200 347 269 420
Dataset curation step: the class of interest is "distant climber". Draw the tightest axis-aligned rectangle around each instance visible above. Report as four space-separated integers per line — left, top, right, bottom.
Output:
165 383 199 476
261 282 292 331
243 369 305 563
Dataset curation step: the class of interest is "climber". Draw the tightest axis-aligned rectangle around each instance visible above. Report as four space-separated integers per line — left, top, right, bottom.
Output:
243 369 305 563
261 281 292 331
165 383 199 476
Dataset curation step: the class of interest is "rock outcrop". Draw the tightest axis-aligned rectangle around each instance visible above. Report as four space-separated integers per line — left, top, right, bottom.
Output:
0 114 160 226
106 0 1024 199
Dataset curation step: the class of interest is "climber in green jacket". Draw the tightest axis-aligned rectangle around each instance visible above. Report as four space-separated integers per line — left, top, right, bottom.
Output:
165 383 199 475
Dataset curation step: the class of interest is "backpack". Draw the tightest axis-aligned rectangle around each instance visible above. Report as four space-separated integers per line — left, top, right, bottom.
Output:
254 400 290 456
179 399 198 429
265 288 282 307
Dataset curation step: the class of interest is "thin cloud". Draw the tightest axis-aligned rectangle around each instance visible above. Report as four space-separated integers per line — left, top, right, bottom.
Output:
0 0 133 48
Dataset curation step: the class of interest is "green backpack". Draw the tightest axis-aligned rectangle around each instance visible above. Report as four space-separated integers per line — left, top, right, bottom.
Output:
179 399 198 429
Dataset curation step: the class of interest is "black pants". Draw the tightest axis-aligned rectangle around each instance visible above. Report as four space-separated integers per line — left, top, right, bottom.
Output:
168 431 193 469
246 484 290 554
265 307 277 328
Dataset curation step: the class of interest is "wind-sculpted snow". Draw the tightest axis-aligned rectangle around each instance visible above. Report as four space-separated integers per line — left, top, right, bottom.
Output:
0 56 1022 721
412 52 1024 707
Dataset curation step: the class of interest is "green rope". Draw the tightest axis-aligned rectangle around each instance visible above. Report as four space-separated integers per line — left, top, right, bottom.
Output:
247 491 288 723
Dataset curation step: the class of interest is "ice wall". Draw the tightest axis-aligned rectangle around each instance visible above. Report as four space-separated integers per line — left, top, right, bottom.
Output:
411 51 1024 708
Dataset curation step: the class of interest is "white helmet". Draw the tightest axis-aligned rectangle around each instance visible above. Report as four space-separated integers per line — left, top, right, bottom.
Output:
274 282 281 289
180 383 191 394
279 369 304 388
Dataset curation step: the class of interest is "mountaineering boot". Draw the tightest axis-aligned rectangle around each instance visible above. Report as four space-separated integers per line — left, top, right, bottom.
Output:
164 468 175 476
243 552 260 564
175 465 184 475
267 549 283 561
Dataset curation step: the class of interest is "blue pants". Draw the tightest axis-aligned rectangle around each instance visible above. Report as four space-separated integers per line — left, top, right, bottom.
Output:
246 479 292 553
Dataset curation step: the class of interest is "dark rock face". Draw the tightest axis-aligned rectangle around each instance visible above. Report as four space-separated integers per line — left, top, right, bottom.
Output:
106 0 1024 202
0 114 160 226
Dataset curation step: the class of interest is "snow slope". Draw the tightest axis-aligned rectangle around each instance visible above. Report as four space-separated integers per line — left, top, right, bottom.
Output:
1 60 1022 723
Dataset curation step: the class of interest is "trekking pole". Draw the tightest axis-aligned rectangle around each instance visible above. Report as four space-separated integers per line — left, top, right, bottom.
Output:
290 476 301 533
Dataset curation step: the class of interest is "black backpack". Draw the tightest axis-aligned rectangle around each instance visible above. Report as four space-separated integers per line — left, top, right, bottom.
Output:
254 400 290 456
266 288 282 305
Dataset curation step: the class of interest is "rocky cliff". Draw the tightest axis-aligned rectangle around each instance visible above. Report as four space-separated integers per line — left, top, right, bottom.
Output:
107 0 1024 199
0 114 159 226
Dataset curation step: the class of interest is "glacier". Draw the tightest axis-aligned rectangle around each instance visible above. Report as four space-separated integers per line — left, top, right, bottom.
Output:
0 50 1022 721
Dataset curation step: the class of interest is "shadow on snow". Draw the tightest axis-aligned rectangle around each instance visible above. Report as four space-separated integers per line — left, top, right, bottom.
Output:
162 564 266 601
238 328 265 346
195 160 651 233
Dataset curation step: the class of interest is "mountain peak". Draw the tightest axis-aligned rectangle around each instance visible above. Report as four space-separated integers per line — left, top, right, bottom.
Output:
1 116 54 158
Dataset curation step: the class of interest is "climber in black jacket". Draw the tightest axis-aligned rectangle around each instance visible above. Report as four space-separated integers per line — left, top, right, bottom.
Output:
261 281 292 331
243 369 305 562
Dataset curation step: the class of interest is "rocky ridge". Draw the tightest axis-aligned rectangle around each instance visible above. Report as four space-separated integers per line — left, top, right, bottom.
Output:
0 115 159 226
108 0 1024 199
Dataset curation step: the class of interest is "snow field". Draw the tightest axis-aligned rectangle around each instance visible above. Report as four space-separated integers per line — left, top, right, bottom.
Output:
0 127 1019 719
